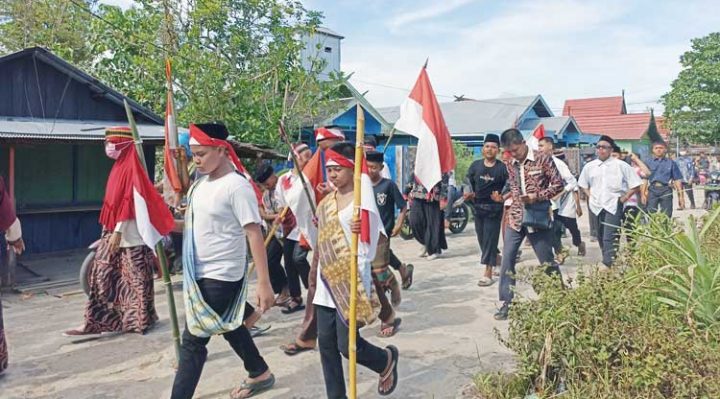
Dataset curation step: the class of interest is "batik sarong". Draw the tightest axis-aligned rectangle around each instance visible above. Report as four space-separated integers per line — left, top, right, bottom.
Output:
82 234 158 334
316 195 379 326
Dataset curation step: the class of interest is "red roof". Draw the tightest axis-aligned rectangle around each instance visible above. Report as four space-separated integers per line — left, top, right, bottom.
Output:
574 113 653 140
562 96 626 118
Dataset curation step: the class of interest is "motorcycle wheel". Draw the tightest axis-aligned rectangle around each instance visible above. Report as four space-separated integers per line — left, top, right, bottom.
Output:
399 218 413 240
80 250 96 297
449 203 470 234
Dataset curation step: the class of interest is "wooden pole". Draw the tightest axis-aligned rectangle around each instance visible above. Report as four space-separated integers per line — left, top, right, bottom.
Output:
247 206 289 277
348 104 365 399
278 121 317 214
124 100 182 364
381 128 396 155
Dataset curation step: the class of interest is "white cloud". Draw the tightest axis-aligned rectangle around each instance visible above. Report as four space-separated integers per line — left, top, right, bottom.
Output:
341 0 718 115
99 0 134 9
387 0 479 31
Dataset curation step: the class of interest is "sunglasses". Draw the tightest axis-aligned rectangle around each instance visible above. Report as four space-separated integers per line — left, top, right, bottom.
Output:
596 144 612 150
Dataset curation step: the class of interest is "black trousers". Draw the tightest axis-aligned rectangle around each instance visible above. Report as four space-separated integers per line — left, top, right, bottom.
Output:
389 248 402 271
317 305 389 399
171 279 268 399
499 226 561 304
552 211 582 253
622 206 641 247
595 202 624 267
682 182 695 208
283 238 310 298
267 237 287 294
473 211 502 266
647 185 673 218
587 198 598 239
409 199 447 255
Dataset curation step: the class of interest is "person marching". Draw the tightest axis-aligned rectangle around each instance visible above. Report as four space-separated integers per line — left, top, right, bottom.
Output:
675 149 697 209
408 174 448 261
537 137 586 263
274 143 314 315
367 150 407 337
578 135 643 269
253 163 290 306
171 123 275 399
465 134 507 287
0 176 24 374
315 142 399 398
65 127 174 336
495 128 565 321
644 140 685 217
280 126 345 356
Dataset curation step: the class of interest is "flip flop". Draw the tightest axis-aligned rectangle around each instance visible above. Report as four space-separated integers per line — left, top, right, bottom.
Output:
378 345 399 396
280 342 314 356
249 325 271 338
402 264 414 290
377 318 402 338
229 374 275 399
477 277 495 287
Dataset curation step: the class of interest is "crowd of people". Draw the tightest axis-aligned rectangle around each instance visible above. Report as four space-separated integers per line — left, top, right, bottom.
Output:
0 123 696 398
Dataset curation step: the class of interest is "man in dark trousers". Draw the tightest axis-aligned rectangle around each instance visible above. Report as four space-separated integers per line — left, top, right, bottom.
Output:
495 128 564 320
465 133 507 287
645 140 685 217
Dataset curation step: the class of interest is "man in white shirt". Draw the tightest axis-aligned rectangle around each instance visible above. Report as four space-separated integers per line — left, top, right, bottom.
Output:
578 135 642 268
538 137 586 263
171 123 275 399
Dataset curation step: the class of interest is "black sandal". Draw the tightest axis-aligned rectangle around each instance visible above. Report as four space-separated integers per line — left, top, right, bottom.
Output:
281 299 305 314
378 345 399 396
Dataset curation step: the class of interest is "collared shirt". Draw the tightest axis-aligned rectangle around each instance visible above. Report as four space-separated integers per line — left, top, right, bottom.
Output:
262 188 283 238
646 157 682 185
551 156 578 218
505 149 564 231
578 157 642 216
676 156 696 184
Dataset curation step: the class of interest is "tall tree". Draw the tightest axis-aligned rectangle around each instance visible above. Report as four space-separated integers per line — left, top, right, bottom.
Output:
663 32 720 144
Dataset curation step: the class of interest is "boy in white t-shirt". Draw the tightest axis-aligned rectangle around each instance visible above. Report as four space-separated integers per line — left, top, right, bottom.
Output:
171 123 275 399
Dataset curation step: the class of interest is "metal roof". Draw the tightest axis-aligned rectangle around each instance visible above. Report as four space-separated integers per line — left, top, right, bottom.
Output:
316 27 344 39
562 96 627 118
378 95 546 136
0 118 165 142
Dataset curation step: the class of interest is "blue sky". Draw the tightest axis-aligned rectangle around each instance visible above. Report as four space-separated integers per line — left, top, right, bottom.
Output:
103 0 720 113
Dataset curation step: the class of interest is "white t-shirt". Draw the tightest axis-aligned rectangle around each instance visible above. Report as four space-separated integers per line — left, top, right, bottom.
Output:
191 172 261 281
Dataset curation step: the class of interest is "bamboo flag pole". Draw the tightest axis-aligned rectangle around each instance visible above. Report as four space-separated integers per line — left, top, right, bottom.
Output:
124 100 182 364
278 121 317 214
349 104 365 399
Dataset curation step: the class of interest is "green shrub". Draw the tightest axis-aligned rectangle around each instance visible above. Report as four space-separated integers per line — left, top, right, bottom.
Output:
476 209 720 399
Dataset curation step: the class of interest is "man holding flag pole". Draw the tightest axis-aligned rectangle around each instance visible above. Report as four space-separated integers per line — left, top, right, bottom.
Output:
313 107 399 397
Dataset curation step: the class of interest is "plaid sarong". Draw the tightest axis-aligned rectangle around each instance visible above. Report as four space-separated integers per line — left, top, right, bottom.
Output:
182 176 249 338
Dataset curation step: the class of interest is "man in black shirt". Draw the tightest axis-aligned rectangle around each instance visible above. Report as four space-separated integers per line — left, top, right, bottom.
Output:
367 151 412 337
464 134 508 287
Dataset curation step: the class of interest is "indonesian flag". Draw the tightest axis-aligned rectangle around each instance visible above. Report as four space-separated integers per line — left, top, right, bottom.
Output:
527 124 545 151
394 64 456 191
279 172 318 249
303 150 327 202
164 60 183 193
359 156 385 262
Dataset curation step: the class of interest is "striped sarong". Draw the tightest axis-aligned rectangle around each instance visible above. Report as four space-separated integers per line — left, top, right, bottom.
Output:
182 177 248 338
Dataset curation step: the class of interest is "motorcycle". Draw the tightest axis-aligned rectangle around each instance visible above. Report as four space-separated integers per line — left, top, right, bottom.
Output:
704 171 720 209
399 195 471 240
79 236 171 296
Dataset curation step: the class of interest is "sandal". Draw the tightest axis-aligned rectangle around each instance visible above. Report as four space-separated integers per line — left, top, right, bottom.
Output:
378 345 399 396
229 374 275 399
401 264 414 290
280 342 314 356
249 325 271 338
477 276 495 287
281 299 305 315
377 318 402 338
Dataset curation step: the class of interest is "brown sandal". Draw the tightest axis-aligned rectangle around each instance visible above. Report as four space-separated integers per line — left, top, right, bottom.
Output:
378 345 399 396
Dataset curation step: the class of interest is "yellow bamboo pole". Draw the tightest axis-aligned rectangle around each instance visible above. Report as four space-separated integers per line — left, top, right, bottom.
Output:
349 105 365 399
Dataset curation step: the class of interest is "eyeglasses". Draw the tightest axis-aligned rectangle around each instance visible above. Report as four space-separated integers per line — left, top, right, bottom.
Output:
596 144 612 150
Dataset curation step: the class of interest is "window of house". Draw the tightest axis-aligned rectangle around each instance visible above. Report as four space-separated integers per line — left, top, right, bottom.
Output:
324 47 332 53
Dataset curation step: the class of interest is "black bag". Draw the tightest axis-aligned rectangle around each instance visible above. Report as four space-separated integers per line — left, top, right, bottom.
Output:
522 200 552 230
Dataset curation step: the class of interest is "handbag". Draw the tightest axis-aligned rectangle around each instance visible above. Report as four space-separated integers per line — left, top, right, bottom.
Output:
522 200 552 230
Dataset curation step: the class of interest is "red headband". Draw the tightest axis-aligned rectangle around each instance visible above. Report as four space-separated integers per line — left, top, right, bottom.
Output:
315 126 345 142
325 148 354 169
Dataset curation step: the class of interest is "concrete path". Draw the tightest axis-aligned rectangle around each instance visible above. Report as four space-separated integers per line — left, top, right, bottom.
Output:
0 203 704 399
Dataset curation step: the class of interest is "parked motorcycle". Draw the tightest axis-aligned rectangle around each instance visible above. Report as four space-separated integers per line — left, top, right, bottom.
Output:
705 171 720 209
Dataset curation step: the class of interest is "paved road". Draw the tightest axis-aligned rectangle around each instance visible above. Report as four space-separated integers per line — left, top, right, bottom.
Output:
0 203 703 399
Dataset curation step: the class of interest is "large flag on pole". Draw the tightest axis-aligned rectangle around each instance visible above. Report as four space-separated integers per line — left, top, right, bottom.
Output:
527 123 545 151
393 63 455 191
359 156 385 263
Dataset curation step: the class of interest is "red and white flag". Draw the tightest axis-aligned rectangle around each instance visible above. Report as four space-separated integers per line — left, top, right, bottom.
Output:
527 124 545 151
359 156 385 262
279 171 318 249
394 64 456 191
